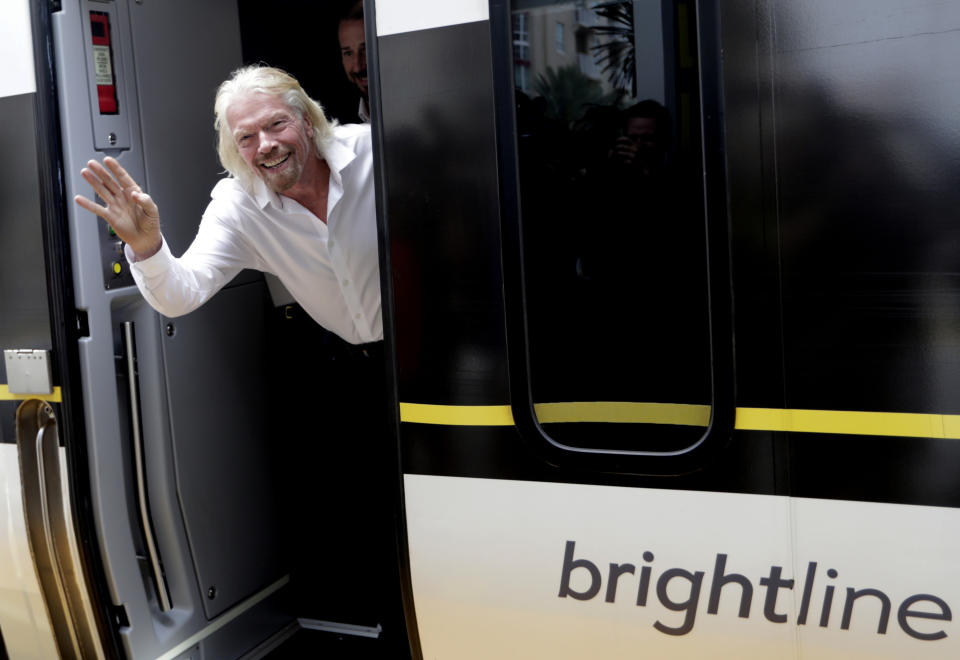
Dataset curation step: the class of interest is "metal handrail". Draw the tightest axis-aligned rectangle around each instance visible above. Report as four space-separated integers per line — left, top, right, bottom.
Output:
123 321 173 612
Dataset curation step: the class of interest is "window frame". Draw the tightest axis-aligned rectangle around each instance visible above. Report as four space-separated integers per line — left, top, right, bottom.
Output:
491 0 735 475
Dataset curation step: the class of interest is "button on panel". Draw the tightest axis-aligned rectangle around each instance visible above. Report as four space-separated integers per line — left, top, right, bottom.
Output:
99 218 134 289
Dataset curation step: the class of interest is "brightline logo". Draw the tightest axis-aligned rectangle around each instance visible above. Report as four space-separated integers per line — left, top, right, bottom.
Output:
558 540 952 640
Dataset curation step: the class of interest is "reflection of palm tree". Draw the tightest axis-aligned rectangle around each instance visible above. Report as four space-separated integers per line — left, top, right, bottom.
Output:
533 65 619 126
591 0 635 96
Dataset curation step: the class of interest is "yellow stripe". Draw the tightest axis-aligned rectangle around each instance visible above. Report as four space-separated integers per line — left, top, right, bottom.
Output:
398 401 960 440
0 385 62 403
735 407 960 439
534 401 711 427
399 402 515 426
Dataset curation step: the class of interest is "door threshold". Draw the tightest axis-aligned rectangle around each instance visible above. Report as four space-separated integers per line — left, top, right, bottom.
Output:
298 618 382 638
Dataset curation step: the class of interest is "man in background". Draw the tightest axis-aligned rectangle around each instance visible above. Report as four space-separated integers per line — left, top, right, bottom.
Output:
339 0 370 123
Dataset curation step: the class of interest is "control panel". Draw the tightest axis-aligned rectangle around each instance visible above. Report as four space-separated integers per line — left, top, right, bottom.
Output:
98 210 133 289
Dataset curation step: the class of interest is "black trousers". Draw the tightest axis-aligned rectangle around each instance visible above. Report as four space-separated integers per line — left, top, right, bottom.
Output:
269 305 405 652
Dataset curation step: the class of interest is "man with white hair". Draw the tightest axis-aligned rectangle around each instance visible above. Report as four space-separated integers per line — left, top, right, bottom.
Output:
75 65 381 346
75 65 402 641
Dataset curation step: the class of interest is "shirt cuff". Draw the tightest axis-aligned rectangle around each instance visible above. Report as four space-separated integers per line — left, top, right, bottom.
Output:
124 236 173 276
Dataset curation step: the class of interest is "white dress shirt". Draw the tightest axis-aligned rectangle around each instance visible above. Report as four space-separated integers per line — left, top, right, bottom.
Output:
127 123 382 344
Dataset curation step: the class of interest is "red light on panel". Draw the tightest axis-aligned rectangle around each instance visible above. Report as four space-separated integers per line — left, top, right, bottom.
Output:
90 11 119 115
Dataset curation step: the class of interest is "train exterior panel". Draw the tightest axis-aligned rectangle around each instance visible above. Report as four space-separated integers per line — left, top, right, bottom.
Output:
377 0 960 658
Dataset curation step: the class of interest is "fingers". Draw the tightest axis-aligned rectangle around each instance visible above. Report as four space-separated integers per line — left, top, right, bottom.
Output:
74 193 109 219
80 164 119 203
82 158 145 199
611 143 636 164
104 156 141 191
132 191 159 219
76 158 158 239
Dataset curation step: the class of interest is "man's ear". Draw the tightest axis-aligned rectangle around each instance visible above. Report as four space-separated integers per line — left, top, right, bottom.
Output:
303 113 314 138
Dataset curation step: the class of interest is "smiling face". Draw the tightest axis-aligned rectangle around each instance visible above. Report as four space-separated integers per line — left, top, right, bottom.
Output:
338 18 368 100
227 92 315 193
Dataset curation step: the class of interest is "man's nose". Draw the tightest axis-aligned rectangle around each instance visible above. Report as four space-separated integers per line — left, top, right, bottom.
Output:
257 131 276 152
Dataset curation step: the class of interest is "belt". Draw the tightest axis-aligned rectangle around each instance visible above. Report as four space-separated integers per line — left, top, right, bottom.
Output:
334 339 384 363
280 304 383 362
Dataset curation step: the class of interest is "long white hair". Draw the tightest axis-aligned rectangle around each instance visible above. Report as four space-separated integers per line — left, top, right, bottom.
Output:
214 65 338 192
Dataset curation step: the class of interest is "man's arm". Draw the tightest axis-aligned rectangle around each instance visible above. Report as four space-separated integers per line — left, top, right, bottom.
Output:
74 156 162 260
75 157 251 319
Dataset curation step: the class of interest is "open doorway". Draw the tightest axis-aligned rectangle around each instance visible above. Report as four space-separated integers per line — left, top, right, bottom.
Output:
234 0 407 656
48 0 406 657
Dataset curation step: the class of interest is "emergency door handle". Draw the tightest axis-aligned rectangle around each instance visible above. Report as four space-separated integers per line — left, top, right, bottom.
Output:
17 400 104 658
123 321 173 612
27 404 83 658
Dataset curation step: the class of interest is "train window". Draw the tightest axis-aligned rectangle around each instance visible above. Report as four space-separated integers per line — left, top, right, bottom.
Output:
509 0 712 453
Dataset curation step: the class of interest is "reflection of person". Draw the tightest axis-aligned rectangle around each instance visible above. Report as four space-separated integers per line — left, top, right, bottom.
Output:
573 99 709 402
74 65 381 345
578 100 676 282
338 0 369 123
608 100 671 176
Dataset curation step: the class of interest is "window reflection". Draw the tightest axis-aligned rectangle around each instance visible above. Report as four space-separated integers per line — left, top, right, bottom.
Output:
513 12 531 91
512 0 712 452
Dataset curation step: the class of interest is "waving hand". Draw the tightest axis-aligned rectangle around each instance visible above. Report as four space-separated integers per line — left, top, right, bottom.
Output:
74 157 163 259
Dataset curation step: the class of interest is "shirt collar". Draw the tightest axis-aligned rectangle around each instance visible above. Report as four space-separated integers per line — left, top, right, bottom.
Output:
250 175 280 210
324 132 357 179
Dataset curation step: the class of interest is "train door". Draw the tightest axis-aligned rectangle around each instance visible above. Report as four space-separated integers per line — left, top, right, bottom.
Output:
375 1 741 656
2 0 408 658
376 0 960 658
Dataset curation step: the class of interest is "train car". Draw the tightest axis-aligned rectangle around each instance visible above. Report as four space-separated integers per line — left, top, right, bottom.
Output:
2 0 960 658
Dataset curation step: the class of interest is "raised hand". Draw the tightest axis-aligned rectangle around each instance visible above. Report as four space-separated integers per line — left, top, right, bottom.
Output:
610 135 638 167
75 157 163 259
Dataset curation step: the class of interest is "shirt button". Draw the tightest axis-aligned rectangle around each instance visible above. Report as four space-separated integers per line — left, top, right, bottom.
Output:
328 240 335 249
354 313 361 320
342 279 350 286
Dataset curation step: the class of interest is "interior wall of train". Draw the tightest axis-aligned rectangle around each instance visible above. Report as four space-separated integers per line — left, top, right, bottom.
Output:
4 0 960 659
